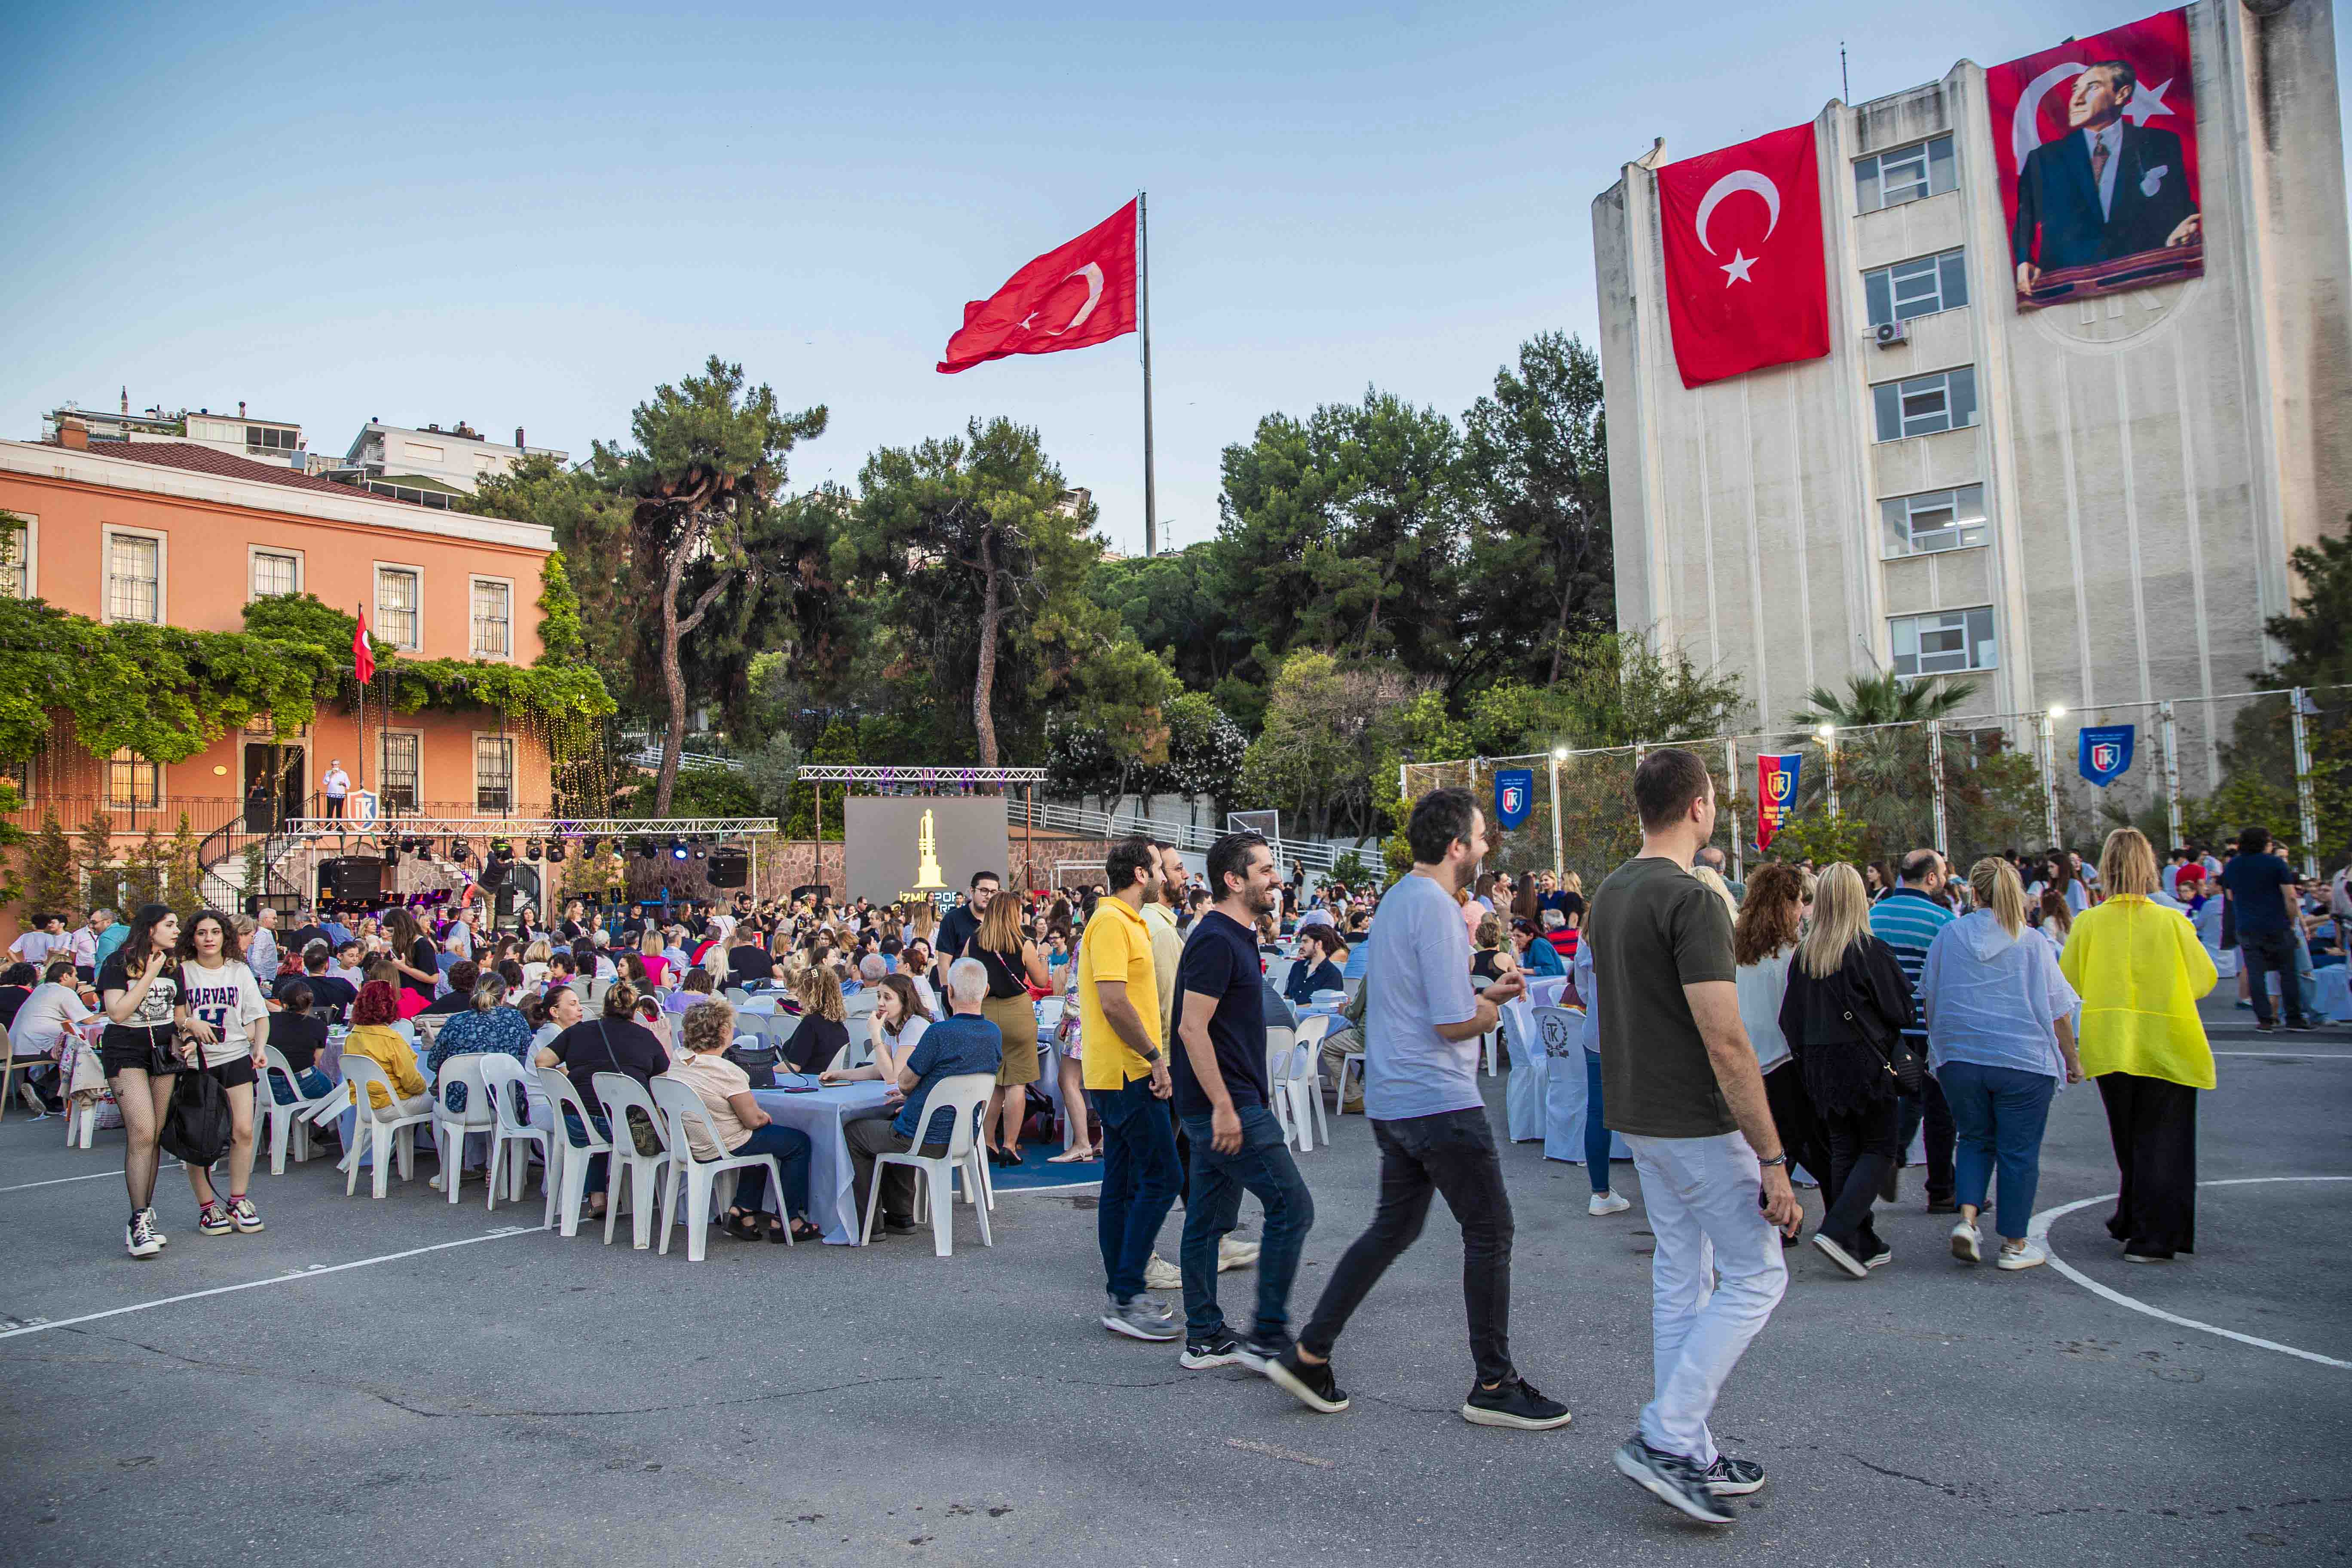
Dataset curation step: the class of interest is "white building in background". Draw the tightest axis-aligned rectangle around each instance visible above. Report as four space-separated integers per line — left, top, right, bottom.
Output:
43 396 305 464
1592 0 2350 793
331 418 569 506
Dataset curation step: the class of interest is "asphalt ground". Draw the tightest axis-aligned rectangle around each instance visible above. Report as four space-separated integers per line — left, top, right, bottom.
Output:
2 998 2346 1567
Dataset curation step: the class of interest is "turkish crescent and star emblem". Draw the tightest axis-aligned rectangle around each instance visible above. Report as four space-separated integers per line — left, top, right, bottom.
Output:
1692 169 1780 286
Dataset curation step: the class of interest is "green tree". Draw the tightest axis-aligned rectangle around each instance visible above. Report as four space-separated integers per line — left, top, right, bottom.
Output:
1092 544 1248 700
1214 389 1466 696
464 453 637 693
21 816 76 920
1457 332 1614 689
1243 651 1449 841
842 417 1170 769
76 813 116 913
588 358 829 812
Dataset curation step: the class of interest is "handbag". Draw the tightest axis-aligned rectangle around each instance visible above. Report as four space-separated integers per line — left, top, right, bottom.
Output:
598 1022 667 1156
158 1045 233 1167
1885 1032 1928 1098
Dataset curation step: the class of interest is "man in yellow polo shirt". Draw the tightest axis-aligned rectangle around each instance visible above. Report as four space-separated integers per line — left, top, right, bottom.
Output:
1081 836 1179 1341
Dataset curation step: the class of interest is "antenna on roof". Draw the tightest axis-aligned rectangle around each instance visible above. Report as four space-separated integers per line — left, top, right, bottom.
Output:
1841 41 1850 104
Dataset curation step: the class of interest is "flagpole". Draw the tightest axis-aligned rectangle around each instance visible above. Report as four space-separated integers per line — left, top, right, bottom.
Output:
355 603 366 836
1138 190 1157 560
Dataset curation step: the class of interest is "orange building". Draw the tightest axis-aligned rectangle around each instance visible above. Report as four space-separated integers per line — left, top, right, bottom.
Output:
0 429 560 922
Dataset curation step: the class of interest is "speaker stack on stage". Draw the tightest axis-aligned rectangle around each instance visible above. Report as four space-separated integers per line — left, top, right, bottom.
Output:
320 856 384 900
707 846 749 888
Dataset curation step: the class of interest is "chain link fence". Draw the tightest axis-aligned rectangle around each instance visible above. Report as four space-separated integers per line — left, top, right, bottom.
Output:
1399 683 2349 883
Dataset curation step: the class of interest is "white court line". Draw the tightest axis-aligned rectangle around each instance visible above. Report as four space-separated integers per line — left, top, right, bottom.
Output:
2214 1051 2352 1060
0 1163 188 1195
0 1225 544 1341
2030 1176 2352 1370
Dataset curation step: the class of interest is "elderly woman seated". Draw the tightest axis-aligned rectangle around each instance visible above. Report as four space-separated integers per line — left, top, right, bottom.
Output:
665 999 821 1243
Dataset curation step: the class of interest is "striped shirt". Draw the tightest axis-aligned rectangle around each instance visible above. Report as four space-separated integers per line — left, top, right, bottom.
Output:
1868 888 1954 1037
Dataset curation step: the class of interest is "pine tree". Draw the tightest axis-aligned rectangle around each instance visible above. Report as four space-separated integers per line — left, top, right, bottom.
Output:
76 812 115 914
22 815 77 921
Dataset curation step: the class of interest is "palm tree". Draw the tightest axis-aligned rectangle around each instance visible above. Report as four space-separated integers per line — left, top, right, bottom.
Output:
1788 670 1977 730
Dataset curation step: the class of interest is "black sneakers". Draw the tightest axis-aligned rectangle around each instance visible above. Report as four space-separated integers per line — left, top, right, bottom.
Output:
1264 1347 1350 1413
1180 1332 1246 1370
1703 1454 1767 1495
1237 1329 1292 1371
1614 1436 1735 1524
1461 1375 1573 1430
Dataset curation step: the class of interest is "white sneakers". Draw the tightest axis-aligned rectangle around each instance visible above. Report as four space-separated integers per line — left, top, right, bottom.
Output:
1588 1192 1631 1217
1143 1253 1182 1291
1953 1219 2045 1270
1950 1219 1981 1264
1996 1240 2047 1271
1145 1240 1260 1289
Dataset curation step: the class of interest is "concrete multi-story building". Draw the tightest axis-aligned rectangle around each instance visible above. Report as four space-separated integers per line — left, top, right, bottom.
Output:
1593 0 2349 795
330 418 568 507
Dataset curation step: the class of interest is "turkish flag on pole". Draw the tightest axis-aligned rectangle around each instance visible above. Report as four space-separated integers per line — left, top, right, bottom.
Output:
937 200 1139 374
352 609 375 685
1656 124 1830 388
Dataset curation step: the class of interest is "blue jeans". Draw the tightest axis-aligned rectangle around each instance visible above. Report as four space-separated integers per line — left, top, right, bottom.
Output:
1583 1050 1612 1194
1178 1105 1314 1341
728 1122 815 1221
1089 1074 1180 1303
1937 1060 2057 1240
270 1067 332 1105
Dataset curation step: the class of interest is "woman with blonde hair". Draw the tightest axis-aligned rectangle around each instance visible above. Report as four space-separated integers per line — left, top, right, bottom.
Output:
637 926 672 989
782 961 848 1075
1921 858 2082 1270
2059 828 2218 1263
1777 862 1914 1277
973 887 1051 1164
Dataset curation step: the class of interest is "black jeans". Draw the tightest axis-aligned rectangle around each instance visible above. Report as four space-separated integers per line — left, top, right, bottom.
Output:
1762 1061 1830 1197
1299 1107 1516 1386
2239 930 2310 1027
2097 1072 2197 1257
1818 1096 1901 1253
1894 1068 1956 1201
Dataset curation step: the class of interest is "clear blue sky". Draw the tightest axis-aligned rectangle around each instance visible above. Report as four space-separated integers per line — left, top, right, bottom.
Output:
5 2 2343 556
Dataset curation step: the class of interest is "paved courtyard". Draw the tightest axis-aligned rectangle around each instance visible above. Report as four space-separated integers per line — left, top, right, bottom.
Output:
3 1000 2346 1567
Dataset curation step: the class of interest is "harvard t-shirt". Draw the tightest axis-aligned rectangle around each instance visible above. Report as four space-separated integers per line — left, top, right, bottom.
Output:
1585 856 1737 1139
1171 909 1268 1118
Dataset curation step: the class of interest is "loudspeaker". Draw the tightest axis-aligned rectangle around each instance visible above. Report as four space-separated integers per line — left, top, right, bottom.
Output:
707 847 749 888
322 856 383 900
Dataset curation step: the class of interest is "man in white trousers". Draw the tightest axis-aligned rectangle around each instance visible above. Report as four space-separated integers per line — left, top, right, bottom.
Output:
1584 747 1801 1525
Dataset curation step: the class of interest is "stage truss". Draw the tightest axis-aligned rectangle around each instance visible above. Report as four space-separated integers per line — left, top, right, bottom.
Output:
279 817 778 840
792 766 1047 788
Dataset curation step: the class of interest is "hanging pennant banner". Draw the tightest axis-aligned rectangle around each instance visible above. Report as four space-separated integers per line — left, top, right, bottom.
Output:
1756 753 1802 849
1494 768 1535 830
2079 724 2136 787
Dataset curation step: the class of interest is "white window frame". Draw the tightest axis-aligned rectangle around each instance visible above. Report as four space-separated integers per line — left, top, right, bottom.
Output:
248 544 304 600
374 561 424 652
379 729 423 812
1855 135 1957 213
1865 249 1969 328
103 526 168 625
1880 484 1989 558
1872 367 1979 442
106 747 162 809
0 512 34 599
1890 606 1998 679
473 732 517 815
469 574 515 661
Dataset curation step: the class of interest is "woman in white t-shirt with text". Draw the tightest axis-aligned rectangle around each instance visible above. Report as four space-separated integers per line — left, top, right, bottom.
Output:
173 909 272 1238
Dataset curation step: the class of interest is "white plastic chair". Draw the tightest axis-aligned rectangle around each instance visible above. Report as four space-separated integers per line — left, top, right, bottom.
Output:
591 1071 673 1250
649 1076 786 1263
534 1065 614 1237
723 986 750 1006
257 1044 333 1173
1291 1014 1333 1148
477 1055 551 1220
429 1056 498 1203
339 1055 431 1199
1265 1027 1305 1151
861 1071 995 1257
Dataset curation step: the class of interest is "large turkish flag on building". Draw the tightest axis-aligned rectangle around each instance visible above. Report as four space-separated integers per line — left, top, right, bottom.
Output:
1656 123 1830 388
937 201 1139 374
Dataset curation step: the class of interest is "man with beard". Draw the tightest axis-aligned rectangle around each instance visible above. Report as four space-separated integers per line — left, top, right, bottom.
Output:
1265 790 1569 1432
1172 832 1309 1371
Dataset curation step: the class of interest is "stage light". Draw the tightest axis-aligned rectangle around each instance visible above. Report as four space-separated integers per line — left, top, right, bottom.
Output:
450 836 471 861
670 837 689 861
635 836 656 860
524 839 542 862
580 836 600 858
491 838 514 863
545 839 566 864
400 836 417 854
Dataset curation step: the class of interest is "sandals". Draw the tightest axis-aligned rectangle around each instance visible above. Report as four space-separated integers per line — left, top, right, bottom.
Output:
1047 1145 1097 1163
721 1210 763 1241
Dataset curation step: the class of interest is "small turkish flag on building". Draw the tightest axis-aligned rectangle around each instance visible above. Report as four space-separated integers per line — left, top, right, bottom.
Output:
1656 123 1830 388
352 609 375 685
937 200 1139 374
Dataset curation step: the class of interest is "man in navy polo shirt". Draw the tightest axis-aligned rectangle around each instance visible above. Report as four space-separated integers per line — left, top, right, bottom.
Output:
1171 831 1313 1372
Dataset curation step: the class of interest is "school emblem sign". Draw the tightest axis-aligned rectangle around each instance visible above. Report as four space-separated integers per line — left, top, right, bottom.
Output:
1494 768 1535 831
2078 724 2135 787
1755 753 1802 849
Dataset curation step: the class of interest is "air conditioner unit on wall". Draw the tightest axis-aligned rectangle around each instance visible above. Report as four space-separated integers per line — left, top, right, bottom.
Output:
1874 319 1910 346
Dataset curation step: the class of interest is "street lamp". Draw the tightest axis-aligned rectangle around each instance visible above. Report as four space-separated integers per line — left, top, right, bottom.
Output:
1815 724 1835 741
1551 746 1569 761
2047 704 2067 719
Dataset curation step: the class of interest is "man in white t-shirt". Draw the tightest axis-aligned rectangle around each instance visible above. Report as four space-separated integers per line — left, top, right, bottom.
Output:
322 759 352 818
9 913 68 968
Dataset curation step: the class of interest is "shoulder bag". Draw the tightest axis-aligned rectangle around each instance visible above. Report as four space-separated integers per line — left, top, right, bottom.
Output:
599 1021 667 1155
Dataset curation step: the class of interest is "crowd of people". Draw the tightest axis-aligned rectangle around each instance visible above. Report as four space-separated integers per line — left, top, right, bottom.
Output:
10 778 2340 1528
